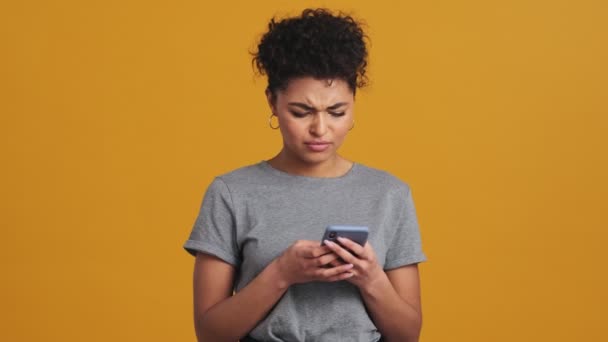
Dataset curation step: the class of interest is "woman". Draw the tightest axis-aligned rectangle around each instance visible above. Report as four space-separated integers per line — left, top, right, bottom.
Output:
184 8 426 342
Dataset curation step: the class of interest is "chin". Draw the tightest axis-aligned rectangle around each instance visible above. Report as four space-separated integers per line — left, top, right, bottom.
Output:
284 144 337 164
298 152 335 164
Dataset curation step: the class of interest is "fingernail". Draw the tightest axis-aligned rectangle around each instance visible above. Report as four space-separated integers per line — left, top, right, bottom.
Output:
345 264 354 269
324 240 334 246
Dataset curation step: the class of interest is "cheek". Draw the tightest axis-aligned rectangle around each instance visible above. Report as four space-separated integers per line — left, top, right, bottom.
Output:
334 121 351 137
280 121 304 142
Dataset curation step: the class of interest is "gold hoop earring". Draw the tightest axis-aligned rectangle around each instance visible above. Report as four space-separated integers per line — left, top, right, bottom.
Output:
349 120 355 131
269 113 279 129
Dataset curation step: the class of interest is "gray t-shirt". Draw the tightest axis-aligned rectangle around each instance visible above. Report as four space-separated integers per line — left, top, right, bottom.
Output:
183 160 426 342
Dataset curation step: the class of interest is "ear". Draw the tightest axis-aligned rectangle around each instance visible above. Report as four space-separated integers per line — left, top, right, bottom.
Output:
265 88 276 113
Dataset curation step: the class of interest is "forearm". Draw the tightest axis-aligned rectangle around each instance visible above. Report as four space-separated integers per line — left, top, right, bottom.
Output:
197 260 289 342
360 272 422 342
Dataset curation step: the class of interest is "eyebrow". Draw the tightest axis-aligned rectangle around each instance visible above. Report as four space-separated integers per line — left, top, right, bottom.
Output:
287 102 349 111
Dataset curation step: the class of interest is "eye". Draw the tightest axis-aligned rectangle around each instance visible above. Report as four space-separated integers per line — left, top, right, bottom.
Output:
330 112 346 117
289 111 308 118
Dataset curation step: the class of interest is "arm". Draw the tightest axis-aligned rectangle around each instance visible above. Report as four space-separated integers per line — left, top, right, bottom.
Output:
193 252 288 342
359 264 422 342
323 238 422 342
192 241 354 342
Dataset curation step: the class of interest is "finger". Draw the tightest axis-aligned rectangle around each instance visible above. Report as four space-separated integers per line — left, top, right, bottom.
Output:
326 271 355 282
321 257 345 269
295 246 311 258
306 245 334 258
299 242 331 259
336 237 366 258
323 240 358 264
298 245 329 259
318 263 354 279
316 252 341 267
329 258 346 267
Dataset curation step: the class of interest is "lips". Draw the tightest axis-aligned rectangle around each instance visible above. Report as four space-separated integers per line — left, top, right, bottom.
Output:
305 141 331 152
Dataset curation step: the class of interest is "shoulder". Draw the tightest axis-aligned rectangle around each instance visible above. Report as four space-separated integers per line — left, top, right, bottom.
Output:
354 162 412 197
210 161 269 191
217 161 263 178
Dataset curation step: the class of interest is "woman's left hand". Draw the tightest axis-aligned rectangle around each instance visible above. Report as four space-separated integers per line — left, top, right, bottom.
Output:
323 237 384 289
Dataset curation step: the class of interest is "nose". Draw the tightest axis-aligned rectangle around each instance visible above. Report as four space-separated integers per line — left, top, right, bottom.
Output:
309 112 328 136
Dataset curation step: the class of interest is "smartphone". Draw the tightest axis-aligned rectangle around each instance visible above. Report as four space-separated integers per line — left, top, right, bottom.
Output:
320 225 369 247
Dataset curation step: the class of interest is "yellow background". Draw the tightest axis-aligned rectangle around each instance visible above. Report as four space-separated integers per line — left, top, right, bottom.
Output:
1 0 607 341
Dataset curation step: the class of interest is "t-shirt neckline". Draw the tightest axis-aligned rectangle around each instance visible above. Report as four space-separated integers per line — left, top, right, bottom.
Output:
259 159 358 182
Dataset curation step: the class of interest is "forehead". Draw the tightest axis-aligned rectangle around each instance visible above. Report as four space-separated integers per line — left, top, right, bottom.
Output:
278 76 353 105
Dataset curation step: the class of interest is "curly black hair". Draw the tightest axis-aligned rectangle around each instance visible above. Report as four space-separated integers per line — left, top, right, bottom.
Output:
251 8 370 100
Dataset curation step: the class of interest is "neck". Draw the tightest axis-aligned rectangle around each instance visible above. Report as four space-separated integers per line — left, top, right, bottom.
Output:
267 150 350 178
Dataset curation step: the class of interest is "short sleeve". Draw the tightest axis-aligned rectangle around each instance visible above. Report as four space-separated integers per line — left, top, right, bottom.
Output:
183 177 240 266
384 185 427 270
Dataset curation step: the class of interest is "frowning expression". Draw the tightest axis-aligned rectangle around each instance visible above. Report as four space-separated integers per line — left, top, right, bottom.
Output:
266 76 355 165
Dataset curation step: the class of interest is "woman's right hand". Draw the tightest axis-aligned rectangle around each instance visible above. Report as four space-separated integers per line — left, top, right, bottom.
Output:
275 240 355 286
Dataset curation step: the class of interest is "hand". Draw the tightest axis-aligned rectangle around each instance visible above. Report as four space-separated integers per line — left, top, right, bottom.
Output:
275 240 356 286
323 237 384 289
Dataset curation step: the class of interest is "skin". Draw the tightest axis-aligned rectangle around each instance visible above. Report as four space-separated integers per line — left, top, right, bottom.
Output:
192 76 423 342
265 76 355 178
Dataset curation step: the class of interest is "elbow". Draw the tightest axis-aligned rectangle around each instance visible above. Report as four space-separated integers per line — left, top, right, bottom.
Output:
385 332 420 342
194 313 216 342
384 314 422 342
194 313 205 342
195 313 235 342
410 314 423 342
407 312 423 342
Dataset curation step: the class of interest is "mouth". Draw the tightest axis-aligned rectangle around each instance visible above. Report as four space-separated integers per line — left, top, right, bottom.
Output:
305 141 331 145
305 141 332 152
